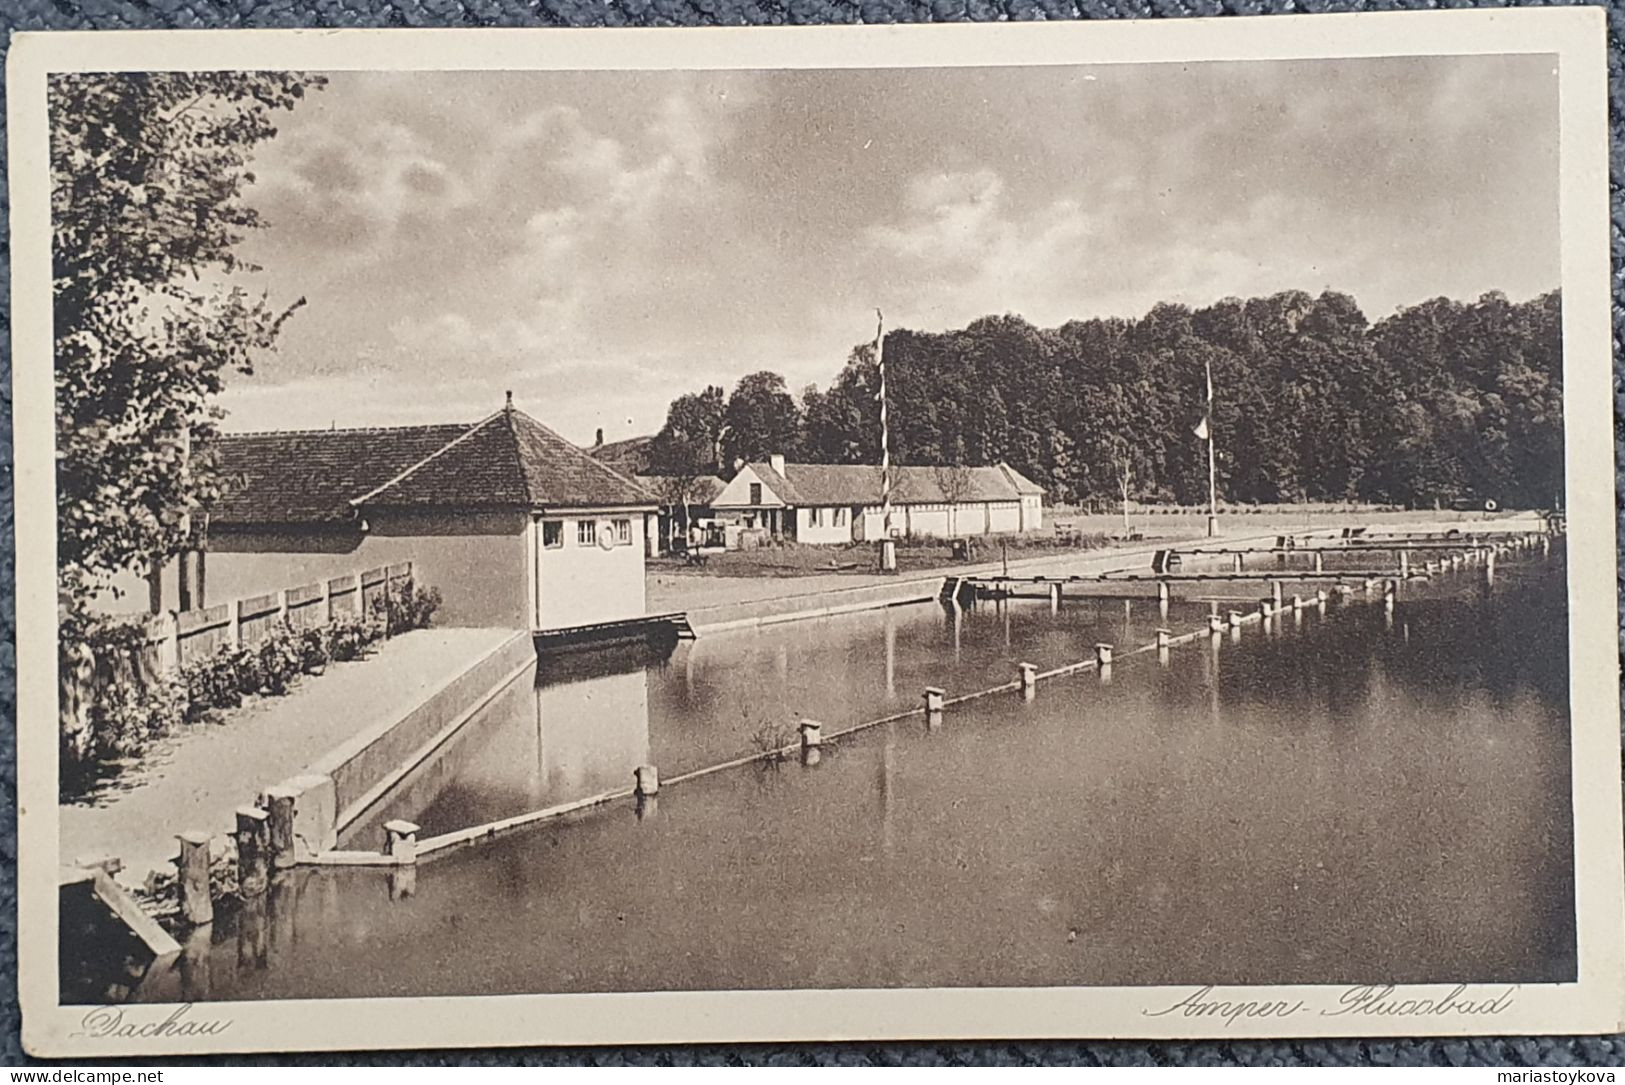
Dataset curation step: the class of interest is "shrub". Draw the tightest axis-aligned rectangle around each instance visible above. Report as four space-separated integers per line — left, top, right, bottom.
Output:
295 625 330 675
254 623 304 696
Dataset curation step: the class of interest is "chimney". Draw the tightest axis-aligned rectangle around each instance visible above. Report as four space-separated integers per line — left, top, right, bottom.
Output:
594 427 605 449
769 453 786 477
504 390 514 413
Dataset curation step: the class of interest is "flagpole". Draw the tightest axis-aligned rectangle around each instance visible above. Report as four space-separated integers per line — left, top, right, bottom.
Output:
1205 354 1217 538
876 309 896 572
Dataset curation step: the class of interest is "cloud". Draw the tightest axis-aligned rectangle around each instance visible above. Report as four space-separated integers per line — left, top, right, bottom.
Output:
217 58 1560 445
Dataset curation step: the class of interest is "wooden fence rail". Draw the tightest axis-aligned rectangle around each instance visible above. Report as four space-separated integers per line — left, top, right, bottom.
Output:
146 562 414 673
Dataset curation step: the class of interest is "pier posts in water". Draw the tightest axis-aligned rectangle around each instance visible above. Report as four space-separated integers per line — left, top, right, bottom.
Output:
1157 579 1171 610
1399 549 1410 578
262 786 297 870
634 764 660 798
924 686 945 728
1226 610 1242 631
176 830 214 926
1049 582 1063 612
234 806 270 898
1018 662 1038 699
1313 551 1324 573
1155 628 1171 667
1270 579 1284 610
799 719 824 765
1315 588 1329 607
384 820 420 863
1291 594 1304 612
1258 599 1272 623
1207 613 1225 636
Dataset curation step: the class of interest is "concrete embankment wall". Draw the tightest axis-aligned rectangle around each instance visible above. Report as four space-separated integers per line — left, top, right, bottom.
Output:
305 629 536 833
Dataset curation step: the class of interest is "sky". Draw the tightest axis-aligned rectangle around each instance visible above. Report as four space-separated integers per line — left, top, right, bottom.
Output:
221 55 1561 445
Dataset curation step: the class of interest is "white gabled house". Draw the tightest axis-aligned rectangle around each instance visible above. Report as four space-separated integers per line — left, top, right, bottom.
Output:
711 454 1044 545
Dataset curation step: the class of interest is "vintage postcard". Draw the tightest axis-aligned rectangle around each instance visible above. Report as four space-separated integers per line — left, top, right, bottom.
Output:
10 10 1623 1057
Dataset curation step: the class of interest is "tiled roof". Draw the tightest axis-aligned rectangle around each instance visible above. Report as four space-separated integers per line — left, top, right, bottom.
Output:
205 424 471 526
726 462 1043 507
206 408 654 527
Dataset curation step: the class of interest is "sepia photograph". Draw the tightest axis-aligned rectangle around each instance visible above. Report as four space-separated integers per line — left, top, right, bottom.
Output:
11 11 1623 1056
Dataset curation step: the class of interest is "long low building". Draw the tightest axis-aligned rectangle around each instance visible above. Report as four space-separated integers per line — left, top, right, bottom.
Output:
711 455 1044 544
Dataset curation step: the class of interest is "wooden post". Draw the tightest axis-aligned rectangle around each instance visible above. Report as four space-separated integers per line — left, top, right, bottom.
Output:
1155 628 1171 666
1315 588 1329 606
176 832 213 926
1094 643 1113 667
227 599 243 648
1048 582 1062 612
235 807 270 898
353 572 365 617
263 786 297 870
276 588 289 624
159 611 181 674
195 549 207 609
634 764 659 798
1292 593 1304 612
384 819 420 863
1157 579 1171 613
1226 610 1242 630
1270 579 1283 609
177 551 193 613
1017 662 1037 699
1207 613 1225 635
321 578 333 621
1231 552 1244 573
1258 599 1272 622
1399 549 1410 577
1313 550 1324 573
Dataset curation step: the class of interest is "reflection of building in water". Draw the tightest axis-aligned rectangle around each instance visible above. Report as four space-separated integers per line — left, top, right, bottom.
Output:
343 647 657 846
536 666 650 797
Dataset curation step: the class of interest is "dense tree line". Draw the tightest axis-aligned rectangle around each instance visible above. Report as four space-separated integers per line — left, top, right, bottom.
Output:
647 289 1563 510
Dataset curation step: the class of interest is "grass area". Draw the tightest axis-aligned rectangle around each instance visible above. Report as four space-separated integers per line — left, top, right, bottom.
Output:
650 532 1125 580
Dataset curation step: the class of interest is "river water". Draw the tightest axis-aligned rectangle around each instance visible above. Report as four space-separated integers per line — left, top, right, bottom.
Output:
93 549 1574 1003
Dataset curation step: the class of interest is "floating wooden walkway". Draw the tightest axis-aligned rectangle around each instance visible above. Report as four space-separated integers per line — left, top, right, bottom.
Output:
532 611 695 654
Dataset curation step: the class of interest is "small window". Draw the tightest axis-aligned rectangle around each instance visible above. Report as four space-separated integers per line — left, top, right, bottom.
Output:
809 507 823 527
541 520 563 549
614 518 631 545
749 482 763 505
834 507 848 527
577 520 596 547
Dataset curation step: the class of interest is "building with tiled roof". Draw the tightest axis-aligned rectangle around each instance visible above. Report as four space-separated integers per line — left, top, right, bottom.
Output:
711 454 1044 544
190 398 658 630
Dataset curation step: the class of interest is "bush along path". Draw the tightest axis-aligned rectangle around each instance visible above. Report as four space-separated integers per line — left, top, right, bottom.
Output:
60 583 442 803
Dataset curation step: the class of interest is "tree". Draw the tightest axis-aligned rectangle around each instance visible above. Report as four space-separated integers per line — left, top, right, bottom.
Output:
52 71 325 616
646 386 726 545
722 371 801 468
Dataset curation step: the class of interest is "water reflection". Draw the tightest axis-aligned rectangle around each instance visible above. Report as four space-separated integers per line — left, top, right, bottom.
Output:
346 647 658 844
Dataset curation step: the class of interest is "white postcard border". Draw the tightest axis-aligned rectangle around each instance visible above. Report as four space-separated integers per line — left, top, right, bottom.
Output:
10 9 1623 1056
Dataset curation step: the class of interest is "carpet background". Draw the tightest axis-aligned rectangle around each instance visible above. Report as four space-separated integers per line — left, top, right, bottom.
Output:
0 0 1621 1066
